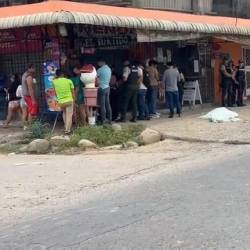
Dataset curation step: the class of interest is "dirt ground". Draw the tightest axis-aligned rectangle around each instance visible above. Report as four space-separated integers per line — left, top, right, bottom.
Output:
0 140 244 229
147 105 250 143
1 104 250 228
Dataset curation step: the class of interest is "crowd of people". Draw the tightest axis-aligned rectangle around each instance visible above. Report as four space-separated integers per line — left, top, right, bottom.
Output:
221 58 246 107
1 59 187 134
2 56 247 134
109 60 184 123
2 64 38 128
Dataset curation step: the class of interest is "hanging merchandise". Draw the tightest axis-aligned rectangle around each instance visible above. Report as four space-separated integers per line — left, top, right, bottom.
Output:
166 49 172 63
194 60 199 73
157 48 164 63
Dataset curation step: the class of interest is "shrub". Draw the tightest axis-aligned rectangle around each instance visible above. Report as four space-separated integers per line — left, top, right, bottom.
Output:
24 120 50 140
69 124 144 147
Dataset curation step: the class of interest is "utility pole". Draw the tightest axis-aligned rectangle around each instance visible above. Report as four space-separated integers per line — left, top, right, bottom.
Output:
234 0 240 25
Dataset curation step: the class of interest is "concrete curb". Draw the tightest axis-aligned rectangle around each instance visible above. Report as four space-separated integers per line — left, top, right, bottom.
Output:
162 134 250 145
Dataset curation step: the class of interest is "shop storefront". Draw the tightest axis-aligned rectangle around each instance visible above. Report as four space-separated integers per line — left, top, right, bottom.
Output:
0 0 250 118
0 24 137 116
134 32 213 103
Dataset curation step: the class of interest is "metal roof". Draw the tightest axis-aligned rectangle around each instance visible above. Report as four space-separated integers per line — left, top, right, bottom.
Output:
0 1 250 37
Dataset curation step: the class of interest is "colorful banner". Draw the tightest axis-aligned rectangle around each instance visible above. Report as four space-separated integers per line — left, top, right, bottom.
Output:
43 61 61 112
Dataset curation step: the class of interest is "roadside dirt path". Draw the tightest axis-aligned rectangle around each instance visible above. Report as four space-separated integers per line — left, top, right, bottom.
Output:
0 140 246 228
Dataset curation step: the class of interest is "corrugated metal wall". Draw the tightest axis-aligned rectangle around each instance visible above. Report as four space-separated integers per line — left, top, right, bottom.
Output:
133 0 213 13
133 0 192 11
193 0 213 13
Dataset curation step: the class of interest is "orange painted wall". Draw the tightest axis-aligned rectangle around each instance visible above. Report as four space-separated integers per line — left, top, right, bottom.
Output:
213 38 242 104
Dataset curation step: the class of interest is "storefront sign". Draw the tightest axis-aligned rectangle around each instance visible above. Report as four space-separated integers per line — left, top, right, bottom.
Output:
75 25 134 38
0 27 42 54
75 25 136 49
81 36 133 49
182 81 202 106
137 31 202 43
43 61 61 112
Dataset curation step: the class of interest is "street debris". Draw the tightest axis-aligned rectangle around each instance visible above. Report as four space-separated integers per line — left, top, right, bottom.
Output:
14 163 25 166
200 107 240 123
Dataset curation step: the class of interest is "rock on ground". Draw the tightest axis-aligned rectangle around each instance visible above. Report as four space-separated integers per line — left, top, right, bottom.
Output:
124 141 139 148
78 139 97 150
25 139 50 154
139 128 162 145
112 124 122 131
50 136 70 146
102 145 123 150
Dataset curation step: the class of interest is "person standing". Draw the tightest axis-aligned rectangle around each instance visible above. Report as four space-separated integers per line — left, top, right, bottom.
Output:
97 58 112 124
110 72 120 121
3 74 21 127
162 62 181 118
71 66 88 126
53 69 74 135
118 60 143 123
138 65 149 120
22 64 38 120
235 60 246 107
177 69 185 106
231 62 238 106
0 74 7 121
16 84 28 124
146 60 160 118
221 58 234 107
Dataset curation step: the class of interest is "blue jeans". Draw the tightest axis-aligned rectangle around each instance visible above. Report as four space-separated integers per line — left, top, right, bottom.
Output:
98 87 112 123
166 91 181 115
138 89 149 119
147 86 157 115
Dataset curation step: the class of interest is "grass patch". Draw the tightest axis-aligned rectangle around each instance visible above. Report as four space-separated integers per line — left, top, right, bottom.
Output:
0 144 19 154
67 124 144 148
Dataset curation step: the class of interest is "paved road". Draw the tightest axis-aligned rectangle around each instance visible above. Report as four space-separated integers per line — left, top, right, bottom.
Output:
1 148 250 249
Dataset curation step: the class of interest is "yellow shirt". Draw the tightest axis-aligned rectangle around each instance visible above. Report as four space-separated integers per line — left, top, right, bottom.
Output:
53 77 74 104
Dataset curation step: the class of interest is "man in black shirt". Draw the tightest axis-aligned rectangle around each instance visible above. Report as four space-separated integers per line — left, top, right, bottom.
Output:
118 60 143 123
221 58 234 107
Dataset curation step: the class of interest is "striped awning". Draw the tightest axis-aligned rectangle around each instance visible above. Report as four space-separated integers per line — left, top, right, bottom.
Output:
0 1 250 37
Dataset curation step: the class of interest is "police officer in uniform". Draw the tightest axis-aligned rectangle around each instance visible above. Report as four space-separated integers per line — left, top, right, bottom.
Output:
221 58 234 107
235 60 246 106
118 60 143 122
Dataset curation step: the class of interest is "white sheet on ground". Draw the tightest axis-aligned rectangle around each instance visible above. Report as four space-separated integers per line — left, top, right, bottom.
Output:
200 107 240 123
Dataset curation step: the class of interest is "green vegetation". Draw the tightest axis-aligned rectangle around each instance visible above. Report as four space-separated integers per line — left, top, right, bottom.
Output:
0 143 20 154
24 120 50 140
68 124 144 148
0 123 144 154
